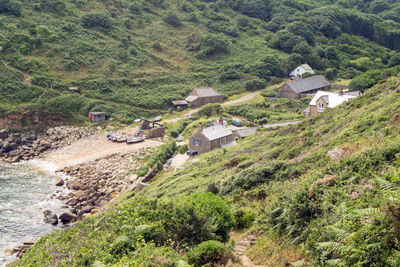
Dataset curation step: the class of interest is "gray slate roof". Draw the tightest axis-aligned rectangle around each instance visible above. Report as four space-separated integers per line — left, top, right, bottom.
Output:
193 88 221 97
202 124 232 141
89 112 105 115
287 75 330 93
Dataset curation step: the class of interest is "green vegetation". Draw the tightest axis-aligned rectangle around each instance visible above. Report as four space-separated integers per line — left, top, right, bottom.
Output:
15 74 400 265
0 0 399 124
136 140 177 177
225 89 307 124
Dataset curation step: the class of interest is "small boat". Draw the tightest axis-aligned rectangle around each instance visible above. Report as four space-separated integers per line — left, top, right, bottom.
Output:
116 135 127 142
126 135 145 144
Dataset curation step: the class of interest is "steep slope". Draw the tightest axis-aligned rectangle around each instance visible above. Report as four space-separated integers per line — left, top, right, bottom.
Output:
15 76 400 265
0 0 399 123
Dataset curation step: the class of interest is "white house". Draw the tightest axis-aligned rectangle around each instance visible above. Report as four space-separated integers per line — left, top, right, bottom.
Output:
290 64 315 79
304 89 359 117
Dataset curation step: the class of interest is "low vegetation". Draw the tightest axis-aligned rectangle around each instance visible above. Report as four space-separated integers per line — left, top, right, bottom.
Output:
0 0 399 124
16 74 400 265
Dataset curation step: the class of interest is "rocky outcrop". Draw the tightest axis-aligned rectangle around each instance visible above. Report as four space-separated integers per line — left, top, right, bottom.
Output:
0 112 68 130
53 148 154 221
0 126 90 163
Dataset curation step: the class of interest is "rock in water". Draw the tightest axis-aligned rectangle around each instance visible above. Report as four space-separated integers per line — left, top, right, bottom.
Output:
54 177 64 186
59 212 77 224
44 213 58 225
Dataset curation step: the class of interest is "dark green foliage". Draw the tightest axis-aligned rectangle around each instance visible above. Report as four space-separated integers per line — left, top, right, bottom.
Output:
178 144 188 154
187 240 231 266
234 209 255 230
324 68 337 80
389 53 400 67
198 34 229 57
254 55 284 79
35 0 66 14
0 0 21 16
82 13 112 29
163 12 182 27
269 30 304 53
349 69 385 92
199 103 222 116
245 79 265 91
129 3 142 15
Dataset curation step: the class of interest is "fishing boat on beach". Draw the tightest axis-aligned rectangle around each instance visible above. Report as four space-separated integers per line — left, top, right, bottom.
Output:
126 135 145 144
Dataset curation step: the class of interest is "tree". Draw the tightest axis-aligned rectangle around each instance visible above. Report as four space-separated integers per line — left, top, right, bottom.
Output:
389 53 400 67
325 68 337 80
292 41 312 55
198 34 229 57
287 21 315 45
82 13 112 29
269 30 305 53
254 55 284 79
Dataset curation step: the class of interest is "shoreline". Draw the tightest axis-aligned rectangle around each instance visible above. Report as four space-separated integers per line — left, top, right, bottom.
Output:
1 128 165 264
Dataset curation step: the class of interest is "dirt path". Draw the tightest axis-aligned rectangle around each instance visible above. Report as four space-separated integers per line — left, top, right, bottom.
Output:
235 235 268 267
40 134 163 170
170 153 189 169
166 90 263 123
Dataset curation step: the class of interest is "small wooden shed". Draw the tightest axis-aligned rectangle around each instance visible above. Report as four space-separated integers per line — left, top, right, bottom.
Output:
89 112 106 123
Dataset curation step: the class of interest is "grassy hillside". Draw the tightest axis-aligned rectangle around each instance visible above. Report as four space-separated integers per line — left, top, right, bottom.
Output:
0 0 399 123
16 75 400 266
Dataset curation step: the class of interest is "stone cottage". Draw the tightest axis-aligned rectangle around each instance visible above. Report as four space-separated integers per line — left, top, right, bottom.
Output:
277 75 331 98
185 88 224 106
188 118 235 155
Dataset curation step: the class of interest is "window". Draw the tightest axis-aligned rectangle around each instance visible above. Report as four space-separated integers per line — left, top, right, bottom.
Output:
318 102 324 112
192 139 201 146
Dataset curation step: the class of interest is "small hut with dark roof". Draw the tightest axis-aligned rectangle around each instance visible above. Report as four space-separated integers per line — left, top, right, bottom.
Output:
185 88 224 106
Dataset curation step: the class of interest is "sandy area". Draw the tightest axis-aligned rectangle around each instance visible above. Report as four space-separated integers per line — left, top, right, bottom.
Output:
41 134 163 170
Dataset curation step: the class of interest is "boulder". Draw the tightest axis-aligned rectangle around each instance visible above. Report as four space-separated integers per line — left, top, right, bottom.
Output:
59 212 77 224
54 177 64 186
81 205 94 213
39 139 51 148
44 213 58 225
66 180 84 190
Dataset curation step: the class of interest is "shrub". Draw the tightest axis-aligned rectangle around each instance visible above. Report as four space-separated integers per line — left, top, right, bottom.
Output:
0 0 21 16
245 79 266 91
236 16 249 27
170 130 179 138
187 240 231 266
178 144 188 154
129 3 142 15
198 34 229 57
199 103 223 116
389 53 400 67
163 12 182 27
235 209 256 230
261 89 278 97
82 13 112 29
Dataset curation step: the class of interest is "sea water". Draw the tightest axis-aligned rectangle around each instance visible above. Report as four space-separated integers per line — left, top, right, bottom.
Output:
0 162 68 265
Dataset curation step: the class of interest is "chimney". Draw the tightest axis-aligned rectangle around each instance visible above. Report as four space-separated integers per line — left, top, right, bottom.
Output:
198 122 203 132
338 88 343 96
219 117 224 125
